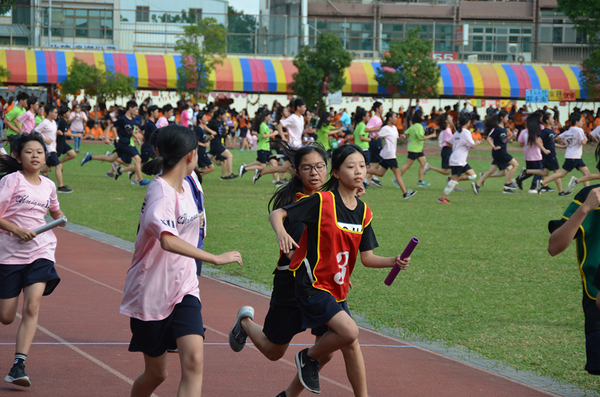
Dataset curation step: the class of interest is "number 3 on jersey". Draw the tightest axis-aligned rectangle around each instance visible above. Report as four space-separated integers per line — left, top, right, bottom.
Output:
334 251 349 285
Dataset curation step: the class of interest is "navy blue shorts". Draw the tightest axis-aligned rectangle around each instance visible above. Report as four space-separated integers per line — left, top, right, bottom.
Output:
128 295 205 357
563 158 586 172
257 150 271 164
526 160 543 170
297 290 351 330
407 151 424 160
56 144 73 157
263 302 328 345
197 152 212 168
362 149 371 165
116 144 140 165
0 259 60 299
492 150 513 170
368 138 383 164
46 152 61 167
451 164 472 176
379 158 398 170
441 146 452 169
140 143 154 164
209 145 226 157
542 155 559 171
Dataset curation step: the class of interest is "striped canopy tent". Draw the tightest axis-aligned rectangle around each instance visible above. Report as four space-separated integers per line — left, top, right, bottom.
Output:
0 49 588 99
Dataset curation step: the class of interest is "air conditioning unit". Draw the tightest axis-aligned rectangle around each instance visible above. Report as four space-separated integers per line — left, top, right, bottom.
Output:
508 44 519 55
467 54 478 63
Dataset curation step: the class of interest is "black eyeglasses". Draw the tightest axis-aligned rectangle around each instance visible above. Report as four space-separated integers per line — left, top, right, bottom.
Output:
298 163 327 173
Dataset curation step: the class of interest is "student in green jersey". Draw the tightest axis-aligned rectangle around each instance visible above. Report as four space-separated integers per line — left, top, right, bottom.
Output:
549 149 600 375
239 109 279 184
4 93 30 154
398 109 436 187
316 112 343 155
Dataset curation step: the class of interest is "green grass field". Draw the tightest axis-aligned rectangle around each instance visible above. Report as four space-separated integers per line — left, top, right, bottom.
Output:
54 140 599 392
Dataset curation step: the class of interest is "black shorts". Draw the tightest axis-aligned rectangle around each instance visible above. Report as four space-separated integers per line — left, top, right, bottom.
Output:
56 144 73 157
368 138 383 164
379 158 398 170
583 292 600 374
525 160 543 170
209 145 226 157
451 164 472 176
563 158 586 172
542 155 559 171
263 302 328 345
362 149 371 165
492 150 513 170
441 146 452 169
116 144 140 164
128 295 205 358
296 290 351 330
0 259 60 299
407 151 425 160
140 143 154 164
257 150 271 164
46 152 61 167
197 151 212 168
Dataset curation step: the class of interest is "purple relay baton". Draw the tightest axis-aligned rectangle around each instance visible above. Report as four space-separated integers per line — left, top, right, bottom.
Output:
384 237 419 286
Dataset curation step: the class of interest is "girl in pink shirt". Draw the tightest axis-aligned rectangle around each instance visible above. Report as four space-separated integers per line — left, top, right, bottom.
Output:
68 104 87 153
15 96 39 135
120 124 242 397
0 132 66 387
515 111 550 193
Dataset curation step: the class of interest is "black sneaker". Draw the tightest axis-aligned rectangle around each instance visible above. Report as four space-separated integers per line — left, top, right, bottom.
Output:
229 306 254 352
220 175 232 180
504 182 518 190
5 363 31 387
57 185 73 194
371 179 383 188
252 169 261 184
295 348 320 394
472 182 480 196
239 164 247 178
229 173 239 179
114 167 123 180
558 191 572 197
541 185 554 192
403 189 417 200
502 188 515 194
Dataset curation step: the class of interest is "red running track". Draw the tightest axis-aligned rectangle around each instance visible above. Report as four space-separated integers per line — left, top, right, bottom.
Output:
0 228 562 396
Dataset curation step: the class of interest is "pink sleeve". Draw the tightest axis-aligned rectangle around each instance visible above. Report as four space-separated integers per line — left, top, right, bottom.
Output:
16 112 28 123
68 113 75 121
143 191 179 240
518 131 525 144
48 183 60 212
0 174 16 217
82 113 88 121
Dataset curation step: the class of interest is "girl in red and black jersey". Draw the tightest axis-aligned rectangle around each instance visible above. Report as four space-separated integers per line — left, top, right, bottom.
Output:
269 144 411 395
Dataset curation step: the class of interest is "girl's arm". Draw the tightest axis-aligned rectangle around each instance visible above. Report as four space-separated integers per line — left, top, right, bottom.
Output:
0 218 36 242
50 209 66 222
548 187 600 256
364 126 380 133
160 232 242 266
420 133 437 141
327 127 344 135
486 135 499 150
360 250 410 269
269 208 299 254
536 137 550 155
359 134 370 142
198 141 210 148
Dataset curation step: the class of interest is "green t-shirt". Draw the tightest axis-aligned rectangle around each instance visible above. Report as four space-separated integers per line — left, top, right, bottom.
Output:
35 115 43 126
5 105 26 135
317 125 336 150
354 122 368 150
549 185 600 299
257 122 271 151
405 123 425 153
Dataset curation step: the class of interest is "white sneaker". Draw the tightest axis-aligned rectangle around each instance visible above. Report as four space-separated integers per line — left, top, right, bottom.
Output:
566 176 578 193
528 189 538 194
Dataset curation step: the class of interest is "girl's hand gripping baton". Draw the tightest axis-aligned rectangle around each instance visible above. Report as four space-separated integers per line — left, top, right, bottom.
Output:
384 237 418 286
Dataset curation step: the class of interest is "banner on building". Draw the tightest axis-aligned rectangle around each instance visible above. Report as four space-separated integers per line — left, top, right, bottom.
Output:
526 89 548 103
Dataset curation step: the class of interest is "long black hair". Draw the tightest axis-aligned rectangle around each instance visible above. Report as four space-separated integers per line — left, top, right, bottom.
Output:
321 144 365 192
251 108 271 132
438 113 449 130
526 110 543 147
317 112 330 130
484 110 508 135
268 142 328 212
142 124 198 175
383 111 396 126
353 107 367 126
0 132 47 179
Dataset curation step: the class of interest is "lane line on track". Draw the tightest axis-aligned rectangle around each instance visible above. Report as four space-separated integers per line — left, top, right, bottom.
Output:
1 342 417 348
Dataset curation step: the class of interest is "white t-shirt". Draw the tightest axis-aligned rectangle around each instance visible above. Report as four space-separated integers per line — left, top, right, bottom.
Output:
279 113 304 148
560 126 585 159
449 128 475 167
378 125 398 160
34 119 58 153
120 176 200 321
0 171 60 264
590 126 600 142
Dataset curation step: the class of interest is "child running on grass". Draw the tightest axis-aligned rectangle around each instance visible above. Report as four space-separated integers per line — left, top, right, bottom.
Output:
0 133 66 387
120 125 242 397
366 111 417 199
269 144 411 395
424 113 454 178
316 112 344 155
539 112 590 195
238 109 279 183
194 112 215 176
437 115 478 204
472 110 520 195
398 109 437 186
514 111 548 194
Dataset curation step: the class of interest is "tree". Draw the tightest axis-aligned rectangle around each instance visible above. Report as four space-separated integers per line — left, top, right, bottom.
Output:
375 28 440 111
227 6 257 54
0 65 12 82
175 17 226 102
290 32 352 112
557 0 600 98
60 58 136 103
0 0 15 17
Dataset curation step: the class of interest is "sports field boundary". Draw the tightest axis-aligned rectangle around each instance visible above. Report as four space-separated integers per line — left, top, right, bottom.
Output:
58 218 599 397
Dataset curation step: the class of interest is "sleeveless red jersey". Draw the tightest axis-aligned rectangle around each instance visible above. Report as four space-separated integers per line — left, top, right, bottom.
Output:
289 192 373 302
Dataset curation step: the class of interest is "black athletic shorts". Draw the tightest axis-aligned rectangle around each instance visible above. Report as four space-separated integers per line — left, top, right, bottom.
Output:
0 259 60 299
46 152 61 167
492 150 513 170
441 146 452 169
407 151 424 160
116 143 140 164
451 164 472 176
296 290 351 330
563 158 586 173
379 158 398 170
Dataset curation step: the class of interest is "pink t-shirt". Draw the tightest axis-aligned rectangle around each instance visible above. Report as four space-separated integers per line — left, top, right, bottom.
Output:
120 176 200 321
366 116 383 139
518 129 542 161
180 110 189 127
0 172 60 264
279 113 304 148
378 125 398 160
439 127 453 148
561 126 585 159
35 119 58 153
156 117 169 129
68 111 87 132
16 111 36 134
449 128 475 167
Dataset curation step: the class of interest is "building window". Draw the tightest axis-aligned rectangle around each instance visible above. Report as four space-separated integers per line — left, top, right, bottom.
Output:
136 6 149 23
43 8 113 39
189 8 202 23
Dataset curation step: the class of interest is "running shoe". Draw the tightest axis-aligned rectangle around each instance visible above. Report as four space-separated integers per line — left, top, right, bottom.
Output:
80 152 92 166
403 189 417 200
105 172 115 178
57 185 73 194
417 181 431 187
100 150 111 163
558 191 572 197
275 180 287 188
5 363 31 387
437 197 451 205
139 180 151 187
367 181 382 188
479 172 485 187
504 182 518 190
371 179 383 188
239 163 247 178
220 175 231 180
229 173 239 179
128 172 134 180
229 306 254 352
131 180 139 185
472 182 480 195
252 169 261 184
566 176 578 193
295 348 320 394
528 189 538 194
392 177 400 188
502 188 515 194
423 163 431 175
114 167 123 180
541 186 554 192
536 180 543 194
453 186 465 192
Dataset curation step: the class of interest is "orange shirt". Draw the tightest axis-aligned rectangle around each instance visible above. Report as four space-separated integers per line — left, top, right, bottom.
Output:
84 126 91 136
514 113 524 126
90 126 103 137
472 131 482 141
239 115 248 129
